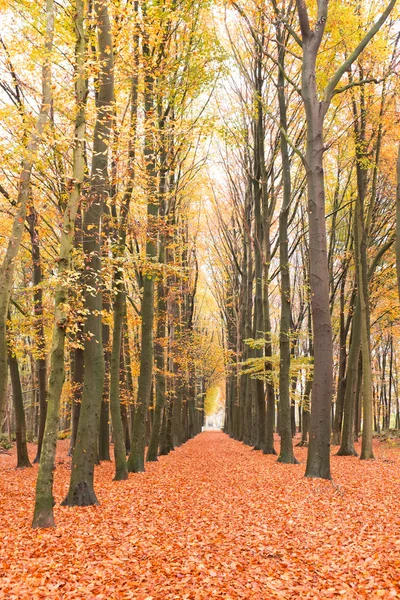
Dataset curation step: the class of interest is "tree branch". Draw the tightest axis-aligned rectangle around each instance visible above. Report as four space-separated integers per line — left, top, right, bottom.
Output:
324 0 396 102
332 77 384 96
295 0 311 39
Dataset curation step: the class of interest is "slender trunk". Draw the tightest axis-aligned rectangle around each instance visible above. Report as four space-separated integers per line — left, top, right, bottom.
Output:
337 297 360 456
332 273 350 445
396 145 400 303
27 207 47 463
277 32 297 464
127 35 157 472
108 18 138 476
8 341 32 468
99 303 111 461
32 0 84 528
251 44 266 452
147 250 167 461
69 345 83 455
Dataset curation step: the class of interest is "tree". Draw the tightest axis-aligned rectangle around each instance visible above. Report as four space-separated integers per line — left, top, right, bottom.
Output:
32 0 86 527
295 0 396 479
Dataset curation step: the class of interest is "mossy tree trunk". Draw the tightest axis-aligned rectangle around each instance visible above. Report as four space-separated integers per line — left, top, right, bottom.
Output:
62 0 113 507
32 0 84 529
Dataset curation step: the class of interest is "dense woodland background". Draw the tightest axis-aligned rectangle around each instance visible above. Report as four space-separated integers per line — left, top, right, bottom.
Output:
0 0 399 529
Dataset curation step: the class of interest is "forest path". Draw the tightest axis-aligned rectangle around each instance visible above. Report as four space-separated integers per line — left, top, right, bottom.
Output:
1 432 400 598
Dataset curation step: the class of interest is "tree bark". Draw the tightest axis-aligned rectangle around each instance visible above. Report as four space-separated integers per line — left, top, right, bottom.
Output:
300 29 333 480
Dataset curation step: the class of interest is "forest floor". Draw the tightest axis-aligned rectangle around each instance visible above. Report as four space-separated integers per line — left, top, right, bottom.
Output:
0 432 400 599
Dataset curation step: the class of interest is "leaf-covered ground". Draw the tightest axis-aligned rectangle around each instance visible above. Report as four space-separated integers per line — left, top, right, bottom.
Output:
0 432 400 599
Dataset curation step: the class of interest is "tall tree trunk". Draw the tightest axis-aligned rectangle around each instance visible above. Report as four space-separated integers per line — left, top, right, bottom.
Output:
276 26 297 465
108 19 138 477
62 0 113 506
396 144 400 303
332 273 351 445
301 43 333 480
27 206 47 463
99 300 111 461
337 298 360 456
251 38 267 452
32 0 84 528
8 333 32 469
147 248 167 462
127 32 157 473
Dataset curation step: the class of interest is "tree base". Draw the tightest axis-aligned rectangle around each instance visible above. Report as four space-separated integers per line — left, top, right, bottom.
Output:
263 447 277 455
32 496 56 529
61 482 99 506
32 512 55 529
277 455 299 464
113 470 129 481
304 467 332 480
146 455 158 463
360 450 375 460
252 444 264 451
16 460 32 469
336 446 358 457
127 456 145 473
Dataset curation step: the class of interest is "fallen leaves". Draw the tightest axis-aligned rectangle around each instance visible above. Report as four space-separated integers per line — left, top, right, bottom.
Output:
0 432 400 599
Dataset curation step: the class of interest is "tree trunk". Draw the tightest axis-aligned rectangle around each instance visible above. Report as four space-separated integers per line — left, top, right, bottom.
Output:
99 308 111 462
337 297 360 456
62 0 113 506
32 0 85 528
27 206 47 464
147 254 167 462
276 31 297 465
69 346 83 456
396 144 400 303
332 273 350 445
301 48 333 480
8 343 31 469
127 33 157 471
